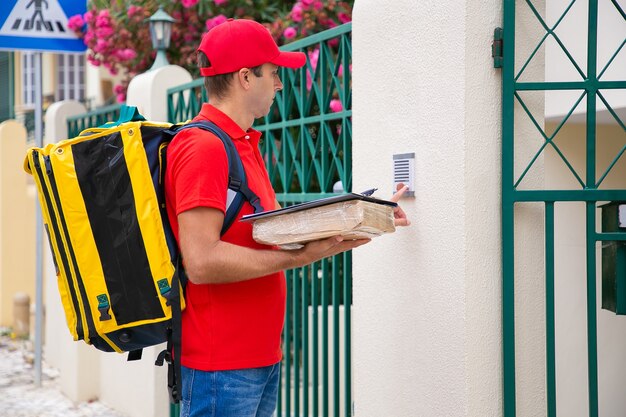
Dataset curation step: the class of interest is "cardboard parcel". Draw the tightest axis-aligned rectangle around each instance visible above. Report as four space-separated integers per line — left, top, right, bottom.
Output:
241 194 396 249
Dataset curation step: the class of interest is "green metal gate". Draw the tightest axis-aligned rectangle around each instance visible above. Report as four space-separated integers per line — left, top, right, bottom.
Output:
501 1 626 416
67 103 122 137
167 23 353 417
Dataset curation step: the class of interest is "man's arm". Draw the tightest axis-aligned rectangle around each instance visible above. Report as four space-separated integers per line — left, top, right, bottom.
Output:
179 207 370 284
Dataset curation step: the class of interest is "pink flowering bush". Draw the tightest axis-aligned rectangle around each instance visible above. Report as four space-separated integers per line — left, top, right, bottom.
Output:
205 14 228 31
67 14 84 31
181 0 200 7
70 0 353 102
329 98 342 113
283 26 297 39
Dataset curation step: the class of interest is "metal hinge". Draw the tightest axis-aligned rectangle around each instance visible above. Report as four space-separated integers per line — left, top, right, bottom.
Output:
492 27 503 69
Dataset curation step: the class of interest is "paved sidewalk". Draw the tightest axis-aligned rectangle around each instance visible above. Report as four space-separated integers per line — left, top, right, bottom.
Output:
0 329 126 417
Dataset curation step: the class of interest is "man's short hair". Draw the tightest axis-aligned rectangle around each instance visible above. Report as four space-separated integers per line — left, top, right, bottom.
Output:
198 51 263 100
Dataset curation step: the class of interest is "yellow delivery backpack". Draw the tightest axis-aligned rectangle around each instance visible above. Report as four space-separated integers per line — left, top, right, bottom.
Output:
23 106 262 402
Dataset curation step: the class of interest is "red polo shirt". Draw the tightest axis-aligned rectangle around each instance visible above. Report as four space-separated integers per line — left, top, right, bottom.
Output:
164 104 285 371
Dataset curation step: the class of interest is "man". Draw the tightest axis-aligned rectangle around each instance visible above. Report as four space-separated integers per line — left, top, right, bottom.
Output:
165 18 409 417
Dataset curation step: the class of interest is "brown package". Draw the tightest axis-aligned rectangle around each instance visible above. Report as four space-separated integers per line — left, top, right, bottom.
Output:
250 200 395 249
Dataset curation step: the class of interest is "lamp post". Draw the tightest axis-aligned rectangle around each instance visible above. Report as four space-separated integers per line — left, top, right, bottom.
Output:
148 7 176 71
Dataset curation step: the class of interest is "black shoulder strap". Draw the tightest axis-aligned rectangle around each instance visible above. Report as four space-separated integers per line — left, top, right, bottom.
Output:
155 257 183 404
155 120 265 404
176 121 264 234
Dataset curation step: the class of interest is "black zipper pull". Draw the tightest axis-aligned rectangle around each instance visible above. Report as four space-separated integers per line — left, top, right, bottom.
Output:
44 156 52 175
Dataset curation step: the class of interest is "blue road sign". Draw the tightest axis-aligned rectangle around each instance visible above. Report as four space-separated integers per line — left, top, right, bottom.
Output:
0 0 86 52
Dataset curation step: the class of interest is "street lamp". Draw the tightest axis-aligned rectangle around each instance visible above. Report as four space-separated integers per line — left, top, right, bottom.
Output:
148 7 176 71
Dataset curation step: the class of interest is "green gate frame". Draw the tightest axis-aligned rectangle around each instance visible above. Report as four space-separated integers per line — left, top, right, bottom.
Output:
501 1 626 416
67 103 123 138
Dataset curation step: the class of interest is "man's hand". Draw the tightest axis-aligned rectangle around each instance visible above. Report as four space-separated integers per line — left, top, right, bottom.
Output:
391 183 411 227
179 207 370 284
295 236 371 265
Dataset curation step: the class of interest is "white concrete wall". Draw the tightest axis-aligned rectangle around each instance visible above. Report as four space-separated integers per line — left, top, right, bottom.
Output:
100 348 169 417
351 0 510 415
352 0 550 414
465 2 505 416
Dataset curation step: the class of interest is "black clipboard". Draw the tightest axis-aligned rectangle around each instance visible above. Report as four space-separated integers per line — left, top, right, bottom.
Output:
240 193 397 222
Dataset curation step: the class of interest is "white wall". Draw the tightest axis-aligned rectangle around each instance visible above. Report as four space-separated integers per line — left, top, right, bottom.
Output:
465 1 505 416
351 0 553 414
100 347 169 417
352 0 509 415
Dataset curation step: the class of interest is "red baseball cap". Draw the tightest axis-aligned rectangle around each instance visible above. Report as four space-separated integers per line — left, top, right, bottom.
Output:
198 19 306 76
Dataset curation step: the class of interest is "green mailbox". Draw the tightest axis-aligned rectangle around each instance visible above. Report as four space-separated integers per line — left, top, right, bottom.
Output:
601 202 626 314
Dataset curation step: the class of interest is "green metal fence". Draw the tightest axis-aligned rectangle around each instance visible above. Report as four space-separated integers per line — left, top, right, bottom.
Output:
501 1 626 416
167 23 353 417
167 79 207 124
66 103 123 138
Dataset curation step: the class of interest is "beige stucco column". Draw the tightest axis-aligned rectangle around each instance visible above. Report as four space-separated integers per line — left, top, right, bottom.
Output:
0 120 35 328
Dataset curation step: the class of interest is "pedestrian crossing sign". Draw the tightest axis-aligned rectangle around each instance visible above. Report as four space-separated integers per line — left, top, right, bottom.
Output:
0 0 86 52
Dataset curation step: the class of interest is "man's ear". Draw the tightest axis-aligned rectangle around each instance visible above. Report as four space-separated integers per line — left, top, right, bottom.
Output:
237 68 250 89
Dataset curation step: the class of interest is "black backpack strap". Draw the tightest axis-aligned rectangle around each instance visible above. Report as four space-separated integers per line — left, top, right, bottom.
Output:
158 120 263 404
170 258 183 404
155 257 183 404
176 121 264 234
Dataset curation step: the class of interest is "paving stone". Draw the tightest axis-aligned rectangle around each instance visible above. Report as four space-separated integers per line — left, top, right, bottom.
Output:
0 329 126 417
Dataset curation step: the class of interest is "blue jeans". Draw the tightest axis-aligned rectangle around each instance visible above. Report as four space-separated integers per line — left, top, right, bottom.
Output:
180 363 280 417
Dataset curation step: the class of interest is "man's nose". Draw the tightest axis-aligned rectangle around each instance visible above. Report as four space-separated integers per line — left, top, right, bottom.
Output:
275 77 283 91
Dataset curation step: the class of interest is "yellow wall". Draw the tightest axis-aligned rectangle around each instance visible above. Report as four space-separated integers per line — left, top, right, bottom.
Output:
0 120 36 327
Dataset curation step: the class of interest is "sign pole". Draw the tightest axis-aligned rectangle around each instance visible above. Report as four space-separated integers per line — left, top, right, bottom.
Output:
0 0 87 388
33 50 43 387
